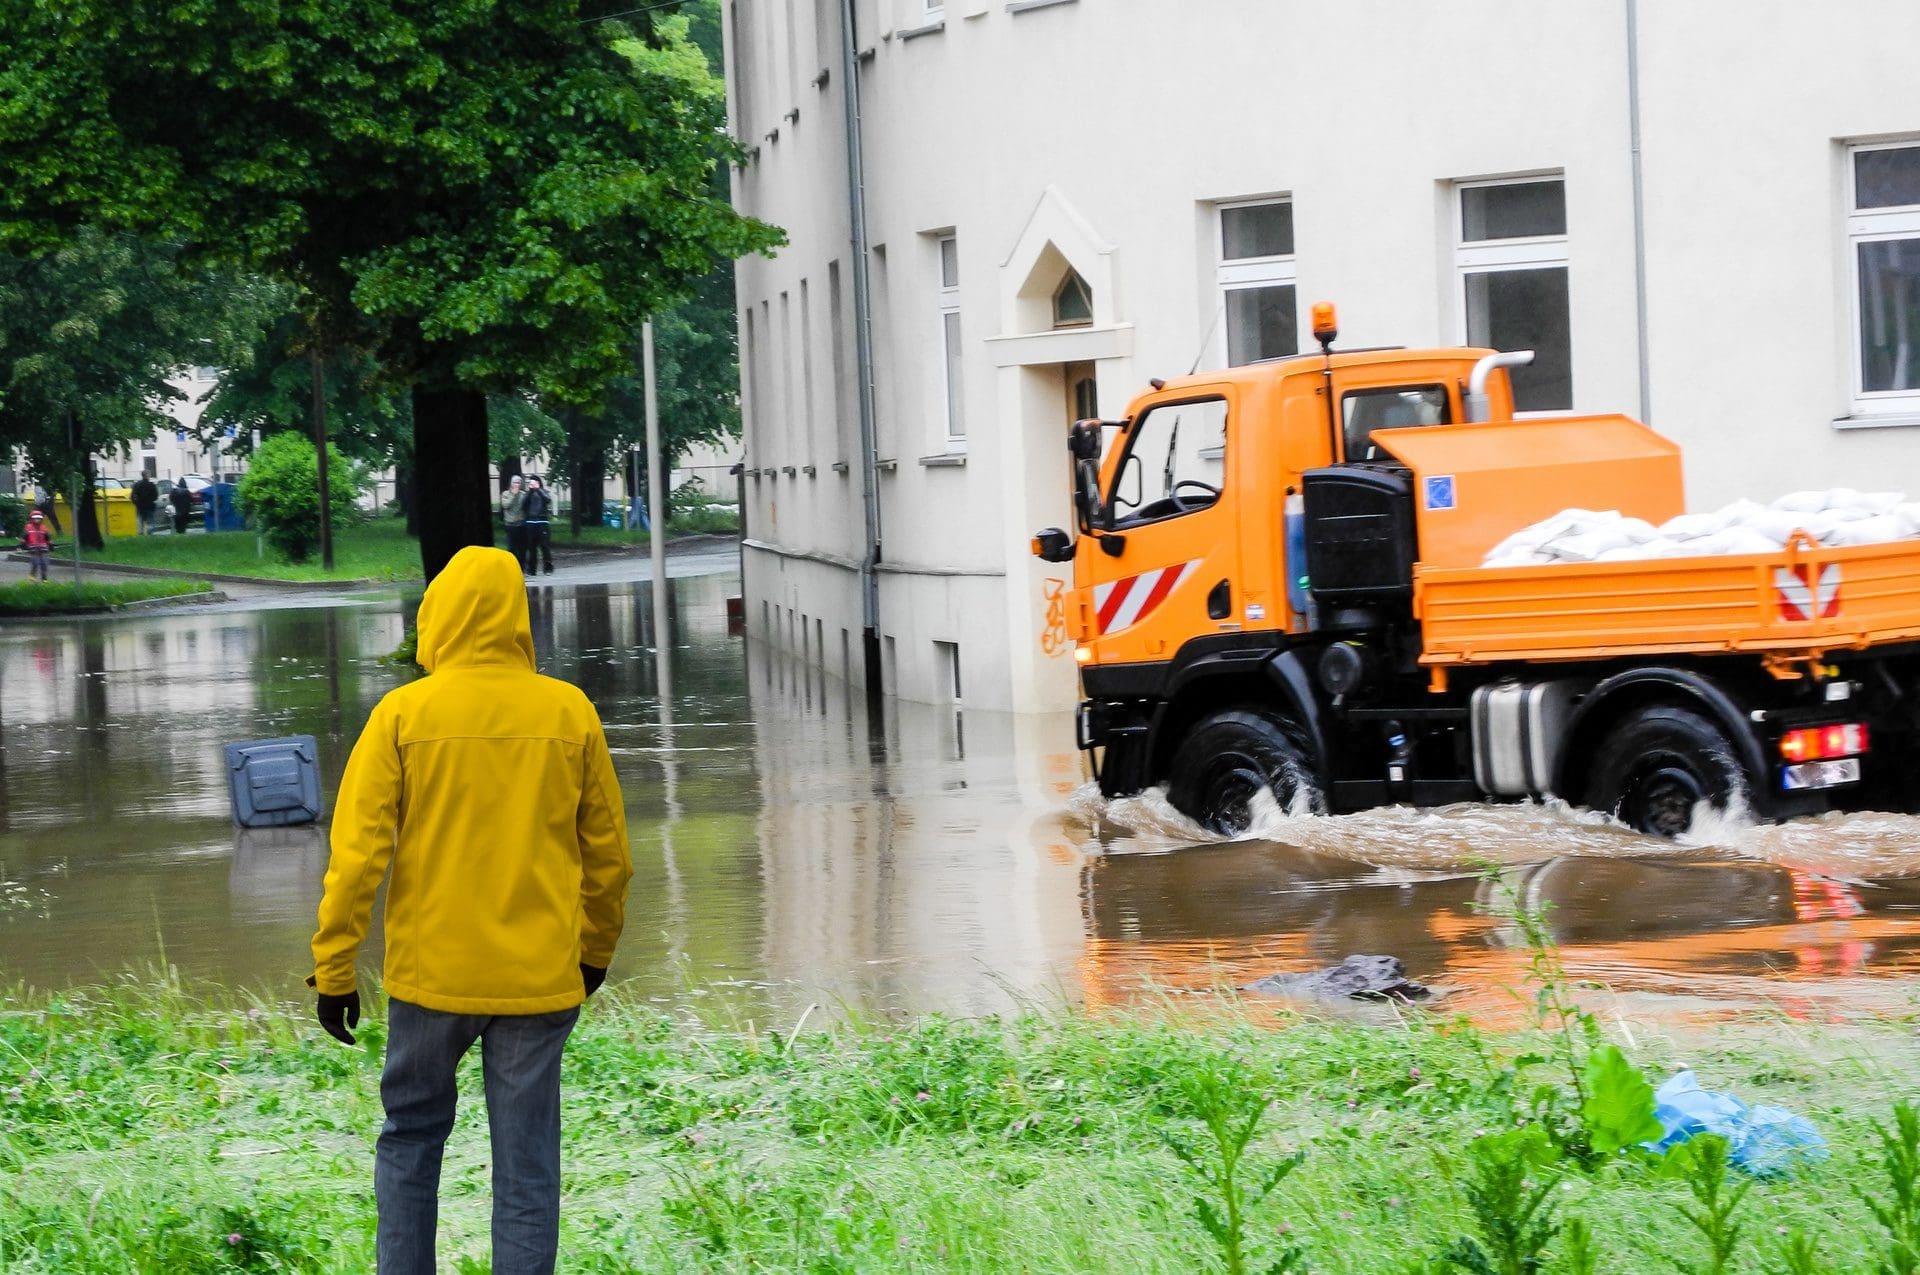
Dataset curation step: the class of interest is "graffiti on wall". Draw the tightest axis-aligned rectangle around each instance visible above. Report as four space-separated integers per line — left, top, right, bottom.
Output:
1040 577 1070 656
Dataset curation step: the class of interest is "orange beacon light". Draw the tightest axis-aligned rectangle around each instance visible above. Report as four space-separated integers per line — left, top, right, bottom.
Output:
1311 301 1338 348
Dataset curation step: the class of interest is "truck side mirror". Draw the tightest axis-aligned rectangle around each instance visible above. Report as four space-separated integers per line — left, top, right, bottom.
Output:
1074 457 1107 531
1031 527 1075 563
1069 419 1102 461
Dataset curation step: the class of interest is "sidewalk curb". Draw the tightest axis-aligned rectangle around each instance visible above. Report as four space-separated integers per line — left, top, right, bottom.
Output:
3 553 389 591
0 588 232 620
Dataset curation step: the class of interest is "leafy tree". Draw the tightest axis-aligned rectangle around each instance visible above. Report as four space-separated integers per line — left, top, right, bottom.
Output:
0 230 277 548
236 432 360 563
196 313 419 530
0 1 781 580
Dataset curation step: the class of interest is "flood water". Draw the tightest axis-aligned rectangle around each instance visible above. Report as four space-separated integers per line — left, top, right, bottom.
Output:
4 565 1920 1025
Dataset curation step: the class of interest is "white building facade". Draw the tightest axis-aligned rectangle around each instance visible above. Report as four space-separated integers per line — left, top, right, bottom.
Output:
727 0 1920 712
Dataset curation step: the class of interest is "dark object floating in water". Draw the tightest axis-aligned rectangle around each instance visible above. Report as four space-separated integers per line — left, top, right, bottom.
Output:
224 735 323 828
1245 954 1431 1002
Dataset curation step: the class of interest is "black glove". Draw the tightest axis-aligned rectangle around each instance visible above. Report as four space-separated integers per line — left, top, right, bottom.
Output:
316 990 361 1045
580 963 608 998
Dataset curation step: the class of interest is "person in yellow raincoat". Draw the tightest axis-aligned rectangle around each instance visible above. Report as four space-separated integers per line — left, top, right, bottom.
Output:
308 545 632 1274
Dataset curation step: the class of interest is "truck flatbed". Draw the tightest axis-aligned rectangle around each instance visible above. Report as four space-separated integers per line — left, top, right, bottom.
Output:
1415 535 1920 666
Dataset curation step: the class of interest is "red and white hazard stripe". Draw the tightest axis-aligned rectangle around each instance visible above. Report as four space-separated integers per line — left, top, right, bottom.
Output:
1774 563 1842 622
1094 560 1199 635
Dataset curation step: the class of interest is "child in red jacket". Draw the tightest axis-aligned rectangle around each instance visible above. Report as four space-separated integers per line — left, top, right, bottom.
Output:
21 511 52 581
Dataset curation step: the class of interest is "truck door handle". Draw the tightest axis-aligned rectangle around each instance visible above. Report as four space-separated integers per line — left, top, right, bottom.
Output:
1207 579 1231 619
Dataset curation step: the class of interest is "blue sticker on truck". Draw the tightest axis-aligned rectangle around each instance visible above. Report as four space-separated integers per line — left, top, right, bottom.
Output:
1424 475 1456 511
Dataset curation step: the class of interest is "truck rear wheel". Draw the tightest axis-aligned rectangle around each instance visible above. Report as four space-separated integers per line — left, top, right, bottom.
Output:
1166 709 1320 837
1584 704 1743 838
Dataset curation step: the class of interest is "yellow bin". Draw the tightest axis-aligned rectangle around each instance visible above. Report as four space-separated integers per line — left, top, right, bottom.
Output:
50 490 142 538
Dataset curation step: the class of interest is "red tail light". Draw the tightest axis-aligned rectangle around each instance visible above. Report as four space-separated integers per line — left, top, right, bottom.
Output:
1779 723 1869 762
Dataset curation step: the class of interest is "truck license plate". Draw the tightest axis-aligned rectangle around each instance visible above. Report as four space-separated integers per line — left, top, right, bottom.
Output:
1781 758 1861 791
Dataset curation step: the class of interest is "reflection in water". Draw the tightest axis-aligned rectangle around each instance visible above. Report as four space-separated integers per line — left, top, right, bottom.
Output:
3 571 1920 1026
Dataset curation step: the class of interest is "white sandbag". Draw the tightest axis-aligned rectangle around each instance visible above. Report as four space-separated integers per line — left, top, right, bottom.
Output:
1734 509 1816 546
1485 510 1620 562
1545 527 1637 562
1823 511 1919 546
1619 517 1661 544
1594 543 1659 562
1820 491 1906 520
1772 490 1831 513
1688 526 1784 557
1658 512 1730 540
1485 549 1555 568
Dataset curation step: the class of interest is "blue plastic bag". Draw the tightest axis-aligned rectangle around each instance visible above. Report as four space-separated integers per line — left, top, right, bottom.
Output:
1644 1070 1827 1175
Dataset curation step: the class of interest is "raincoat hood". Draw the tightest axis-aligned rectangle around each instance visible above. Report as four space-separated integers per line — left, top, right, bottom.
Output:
415 546 535 674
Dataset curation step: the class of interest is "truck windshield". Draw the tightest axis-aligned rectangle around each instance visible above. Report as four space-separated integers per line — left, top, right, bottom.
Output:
1109 397 1227 525
1342 385 1450 462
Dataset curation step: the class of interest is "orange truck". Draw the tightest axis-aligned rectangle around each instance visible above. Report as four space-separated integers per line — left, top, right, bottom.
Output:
1032 305 1920 837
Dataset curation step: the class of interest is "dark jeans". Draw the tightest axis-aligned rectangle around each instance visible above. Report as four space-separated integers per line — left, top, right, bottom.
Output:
375 999 580 1275
524 521 552 573
505 523 527 569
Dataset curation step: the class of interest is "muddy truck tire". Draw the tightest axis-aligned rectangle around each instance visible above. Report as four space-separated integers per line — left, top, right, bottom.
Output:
1167 708 1321 837
1583 703 1744 838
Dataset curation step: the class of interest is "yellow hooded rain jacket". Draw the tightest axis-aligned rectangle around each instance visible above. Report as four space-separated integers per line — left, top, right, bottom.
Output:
310 546 632 1014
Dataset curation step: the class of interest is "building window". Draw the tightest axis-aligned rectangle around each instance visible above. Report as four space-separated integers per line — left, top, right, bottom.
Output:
1053 270 1092 327
1850 141 1920 414
937 235 964 447
1456 176 1571 412
1216 199 1297 365
934 640 961 703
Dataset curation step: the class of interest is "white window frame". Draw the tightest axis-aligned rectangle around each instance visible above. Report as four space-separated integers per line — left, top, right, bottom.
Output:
1454 175 1569 416
936 234 965 451
1847 140 1920 419
1215 197 1297 367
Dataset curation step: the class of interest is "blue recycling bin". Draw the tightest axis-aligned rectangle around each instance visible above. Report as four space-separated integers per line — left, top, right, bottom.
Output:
203 481 243 532
224 735 323 828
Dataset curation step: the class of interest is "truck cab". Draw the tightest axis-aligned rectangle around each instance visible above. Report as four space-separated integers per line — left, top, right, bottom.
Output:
1036 312 1920 837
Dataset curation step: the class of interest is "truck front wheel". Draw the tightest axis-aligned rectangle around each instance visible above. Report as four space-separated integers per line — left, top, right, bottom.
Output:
1584 704 1744 838
1166 709 1320 837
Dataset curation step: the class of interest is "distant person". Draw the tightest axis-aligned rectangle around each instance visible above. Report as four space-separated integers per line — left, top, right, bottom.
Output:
308 545 631 1274
501 474 528 572
522 476 554 576
168 478 192 534
131 475 158 534
33 487 60 534
20 511 52 581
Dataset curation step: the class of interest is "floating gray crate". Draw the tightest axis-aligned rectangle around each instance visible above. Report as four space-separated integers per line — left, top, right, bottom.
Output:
224 735 323 828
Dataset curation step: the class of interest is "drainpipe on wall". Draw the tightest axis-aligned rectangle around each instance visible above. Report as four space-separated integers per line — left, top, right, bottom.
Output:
1626 0 1652 424
840 0 886 721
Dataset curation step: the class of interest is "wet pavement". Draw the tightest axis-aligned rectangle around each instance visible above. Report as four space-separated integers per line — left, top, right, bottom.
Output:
3 554 1920 1025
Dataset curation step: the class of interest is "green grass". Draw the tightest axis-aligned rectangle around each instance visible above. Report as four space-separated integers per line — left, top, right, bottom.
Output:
564 505 741 548
82 517 422 583
79 509 736 584
0 579 213 613
1 974 1913 1272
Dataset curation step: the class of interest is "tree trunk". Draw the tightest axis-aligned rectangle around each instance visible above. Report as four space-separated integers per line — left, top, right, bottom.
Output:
411 385 493 582
78 453 103 552
395 458 419 537
571 449 605 535
497 455 523 487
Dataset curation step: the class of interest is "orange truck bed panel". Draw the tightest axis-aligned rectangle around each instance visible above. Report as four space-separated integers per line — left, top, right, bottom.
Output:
1416 536 1920 665
1373 414 1685 569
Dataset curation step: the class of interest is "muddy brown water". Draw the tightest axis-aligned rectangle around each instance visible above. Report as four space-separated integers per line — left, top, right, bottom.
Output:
3 567 1920 1025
